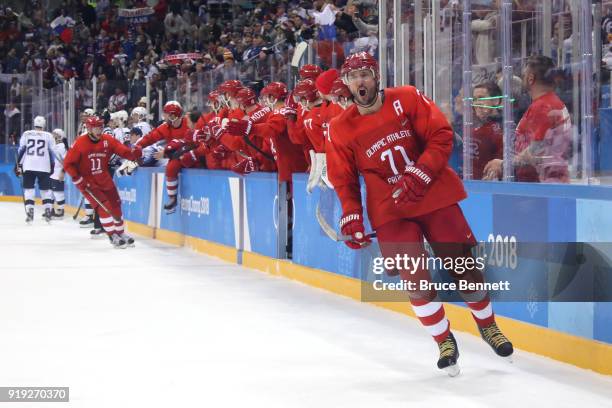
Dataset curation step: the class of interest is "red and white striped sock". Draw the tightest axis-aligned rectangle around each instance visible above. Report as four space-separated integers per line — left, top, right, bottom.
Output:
166 177 178 197
100 215 115 236
410 297 450 343
114 219 125 235
466 297 495 327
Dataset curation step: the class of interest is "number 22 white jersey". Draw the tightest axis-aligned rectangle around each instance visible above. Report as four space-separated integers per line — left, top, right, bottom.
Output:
19 130 56 173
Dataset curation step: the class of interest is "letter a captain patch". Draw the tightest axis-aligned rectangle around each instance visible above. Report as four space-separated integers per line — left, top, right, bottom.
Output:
393 100 403 116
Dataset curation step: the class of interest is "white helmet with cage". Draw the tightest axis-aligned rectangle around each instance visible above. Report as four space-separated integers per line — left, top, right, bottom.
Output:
52 128 65 143
131 106 149 122
111 110 129 128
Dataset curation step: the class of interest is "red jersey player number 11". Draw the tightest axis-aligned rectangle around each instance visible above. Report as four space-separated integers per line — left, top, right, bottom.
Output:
64 116 143 249
326 52 513 376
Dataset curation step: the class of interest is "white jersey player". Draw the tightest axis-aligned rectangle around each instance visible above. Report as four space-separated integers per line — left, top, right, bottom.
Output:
131 107 152 136
16 116 56 223
50 128 68 219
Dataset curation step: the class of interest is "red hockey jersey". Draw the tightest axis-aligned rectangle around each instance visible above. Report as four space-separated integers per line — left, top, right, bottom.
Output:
327 86 466 228
135 116 191 148
64 133 142 189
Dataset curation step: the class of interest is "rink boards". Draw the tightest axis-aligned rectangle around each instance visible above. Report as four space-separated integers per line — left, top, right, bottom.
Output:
1 163 611 374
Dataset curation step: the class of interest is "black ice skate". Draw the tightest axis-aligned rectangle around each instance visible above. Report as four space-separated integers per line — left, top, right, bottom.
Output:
119 233 135 247
90 227 105 239
479 322 514 361
437 332 460 377
79 214 94 228
43 208 52 223
110 234 127 249
164 196 178 214
25 208 34 224
52 209 64 219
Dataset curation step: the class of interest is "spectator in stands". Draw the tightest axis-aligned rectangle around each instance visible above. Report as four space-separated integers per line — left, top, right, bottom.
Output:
483 55 572 183
108 87 127 113
129 69 147 108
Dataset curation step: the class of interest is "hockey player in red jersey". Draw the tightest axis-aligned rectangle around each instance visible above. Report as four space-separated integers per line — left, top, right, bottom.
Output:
195 90 223 130
245 81 308 184
222 87 276 175
327 52 513 375
293 79 332 193
135 100 191 212
213 79 246 170
64 116 143 248
284 65 322 163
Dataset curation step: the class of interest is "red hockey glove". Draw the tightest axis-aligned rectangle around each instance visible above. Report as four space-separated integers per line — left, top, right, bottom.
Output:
231 156 258 175
392 164 434 205
193 128 208 143
339 212 371 250
164 138 186 158
285 91 298 110
279 106 297 118
179 150 199 168
226 119 253 137
211 144 229 161
72 175 92 194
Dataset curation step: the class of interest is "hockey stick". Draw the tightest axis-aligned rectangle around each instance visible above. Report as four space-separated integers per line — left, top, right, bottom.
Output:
315 202 376 242
13 143 27 216
72 196 84 220
84 187 121 223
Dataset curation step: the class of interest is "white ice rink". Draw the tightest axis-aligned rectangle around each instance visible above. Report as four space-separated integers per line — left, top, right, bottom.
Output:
1 202 611 408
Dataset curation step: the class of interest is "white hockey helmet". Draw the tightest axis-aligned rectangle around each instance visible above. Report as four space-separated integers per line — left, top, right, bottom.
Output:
33 115 46 129
83 108 95 116
131 106 148 120
111 110 129 127
52 128 65 143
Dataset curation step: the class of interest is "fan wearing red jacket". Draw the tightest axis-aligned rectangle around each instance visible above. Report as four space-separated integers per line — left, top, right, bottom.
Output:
326 52 513 375
135 100 192 211
64 116 143 248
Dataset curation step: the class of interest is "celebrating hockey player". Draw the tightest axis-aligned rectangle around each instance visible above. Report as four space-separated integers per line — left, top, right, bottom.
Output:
134 100 191 212
326 52 513 376
15 116 56 223
64 116 143 248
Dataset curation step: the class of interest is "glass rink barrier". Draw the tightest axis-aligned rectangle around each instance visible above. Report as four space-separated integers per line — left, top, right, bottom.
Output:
379 0 612 186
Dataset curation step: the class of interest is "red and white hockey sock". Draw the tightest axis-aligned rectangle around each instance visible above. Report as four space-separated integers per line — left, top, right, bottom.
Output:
166 177 178 197
114 219 125 235
410 297 450 343
99 215 115 236
465 297 495 327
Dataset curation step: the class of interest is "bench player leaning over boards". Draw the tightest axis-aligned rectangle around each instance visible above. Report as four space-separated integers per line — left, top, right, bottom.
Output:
326 52 514 376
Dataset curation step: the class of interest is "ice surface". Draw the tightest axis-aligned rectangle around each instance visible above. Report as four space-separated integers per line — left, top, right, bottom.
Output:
1 202 611 408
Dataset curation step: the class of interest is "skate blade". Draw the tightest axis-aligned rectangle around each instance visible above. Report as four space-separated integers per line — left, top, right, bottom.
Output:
443 364 461 377
502 354 514 363
80 224 94 228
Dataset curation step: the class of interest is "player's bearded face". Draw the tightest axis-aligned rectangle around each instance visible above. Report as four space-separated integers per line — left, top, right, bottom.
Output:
346 69 377 106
